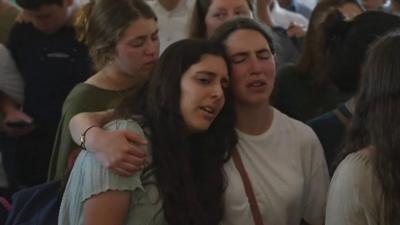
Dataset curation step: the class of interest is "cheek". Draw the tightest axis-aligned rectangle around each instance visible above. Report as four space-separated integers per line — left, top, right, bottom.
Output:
117 48 142 66
265 62 276 79
180 90 195 124
230 69 247 94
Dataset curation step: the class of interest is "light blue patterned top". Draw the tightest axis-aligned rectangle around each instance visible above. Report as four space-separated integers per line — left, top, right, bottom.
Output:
58 119 167 225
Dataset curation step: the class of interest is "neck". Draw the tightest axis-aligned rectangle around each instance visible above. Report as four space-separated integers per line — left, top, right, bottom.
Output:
235 102 273 135
158 0 181 11
87 65 140 91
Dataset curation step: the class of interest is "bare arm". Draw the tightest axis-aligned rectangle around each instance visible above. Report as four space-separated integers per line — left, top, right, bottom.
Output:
69 110 114 144
69 110 147 176
84 191 130 225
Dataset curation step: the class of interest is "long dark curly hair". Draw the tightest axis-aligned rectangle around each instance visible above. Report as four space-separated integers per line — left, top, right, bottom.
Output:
116 39 237 225
343 31 400 224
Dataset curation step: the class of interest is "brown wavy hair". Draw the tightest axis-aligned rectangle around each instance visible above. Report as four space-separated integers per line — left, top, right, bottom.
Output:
343 31 400 224
74 0 156 70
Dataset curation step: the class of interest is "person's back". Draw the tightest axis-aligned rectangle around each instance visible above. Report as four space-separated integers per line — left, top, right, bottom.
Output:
5 0 91 187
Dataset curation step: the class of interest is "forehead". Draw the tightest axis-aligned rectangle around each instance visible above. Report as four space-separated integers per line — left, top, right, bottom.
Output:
187 54 229 77
119 18 158 40
209 0 250 9
224 29 271 54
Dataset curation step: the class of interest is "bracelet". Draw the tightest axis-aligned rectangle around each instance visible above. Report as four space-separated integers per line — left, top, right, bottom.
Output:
79 125 98 150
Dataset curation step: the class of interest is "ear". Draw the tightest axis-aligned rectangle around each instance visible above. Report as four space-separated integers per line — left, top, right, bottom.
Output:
64 0 74 7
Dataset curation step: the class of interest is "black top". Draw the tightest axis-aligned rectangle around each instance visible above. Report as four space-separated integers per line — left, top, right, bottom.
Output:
307 103 352 175
7 23 92 125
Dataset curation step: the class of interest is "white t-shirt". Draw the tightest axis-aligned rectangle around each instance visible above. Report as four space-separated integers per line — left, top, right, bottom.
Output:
270 2 309 29
222 108 329 225
146 0 194 53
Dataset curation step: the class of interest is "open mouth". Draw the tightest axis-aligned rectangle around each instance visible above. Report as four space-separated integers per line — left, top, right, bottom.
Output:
247 80 266 87
200 106 216 114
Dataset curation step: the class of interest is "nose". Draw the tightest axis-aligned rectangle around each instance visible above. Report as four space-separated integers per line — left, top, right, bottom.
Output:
211 83 225 101
144 40 159 57
249 54 262 75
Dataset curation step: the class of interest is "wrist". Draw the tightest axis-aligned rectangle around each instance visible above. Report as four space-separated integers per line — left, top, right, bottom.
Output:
80 125 99 151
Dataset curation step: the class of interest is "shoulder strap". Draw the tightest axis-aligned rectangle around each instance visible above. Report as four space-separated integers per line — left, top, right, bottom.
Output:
333 108 351 129
232 149 265 225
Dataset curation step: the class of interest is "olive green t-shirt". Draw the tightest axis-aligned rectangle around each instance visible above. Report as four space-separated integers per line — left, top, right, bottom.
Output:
48 83 126 181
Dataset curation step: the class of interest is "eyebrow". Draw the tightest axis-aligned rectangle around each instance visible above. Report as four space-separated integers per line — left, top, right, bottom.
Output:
131 29 159 41
234 5 248 10
256 48 272 54
231 48 271 56
196 71 217 76
198 70 229 81
230 52 249 58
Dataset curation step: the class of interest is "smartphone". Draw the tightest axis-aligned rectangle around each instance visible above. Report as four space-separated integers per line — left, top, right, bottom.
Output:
5 121 33 129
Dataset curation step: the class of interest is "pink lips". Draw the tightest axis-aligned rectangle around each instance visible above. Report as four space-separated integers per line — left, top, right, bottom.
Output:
200 105 220 120
247 80 267 88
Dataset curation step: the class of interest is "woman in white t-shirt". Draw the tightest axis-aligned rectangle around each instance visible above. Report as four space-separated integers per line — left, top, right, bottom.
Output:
211 18 329 225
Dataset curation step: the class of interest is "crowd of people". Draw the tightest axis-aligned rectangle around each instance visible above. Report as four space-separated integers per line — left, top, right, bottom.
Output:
1 0 400 224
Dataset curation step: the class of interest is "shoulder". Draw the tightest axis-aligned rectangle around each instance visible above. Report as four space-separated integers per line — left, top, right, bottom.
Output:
333 150 375 183
62 83 118 110
104 118 147 138
326 150 380 224
274 108 316 138
307 107 346 134
7 22 36 41
64 83 104 102
61 83 96 113
0 44 14 67
274 108 325 160
329 150 378 203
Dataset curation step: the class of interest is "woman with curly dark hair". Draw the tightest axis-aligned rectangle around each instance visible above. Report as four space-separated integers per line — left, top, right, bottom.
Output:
326 31 400 225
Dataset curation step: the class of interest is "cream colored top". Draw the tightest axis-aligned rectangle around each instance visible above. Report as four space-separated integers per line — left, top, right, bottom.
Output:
326 150 384 225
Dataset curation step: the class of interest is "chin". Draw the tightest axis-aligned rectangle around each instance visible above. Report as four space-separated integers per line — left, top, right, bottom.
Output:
187 123 211 134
